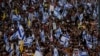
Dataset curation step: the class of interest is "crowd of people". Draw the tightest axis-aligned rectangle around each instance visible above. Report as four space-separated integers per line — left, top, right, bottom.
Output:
0 0 100 56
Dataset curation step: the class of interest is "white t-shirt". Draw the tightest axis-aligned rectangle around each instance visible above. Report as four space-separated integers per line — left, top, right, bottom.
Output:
80 51 88 56
53 48 59 56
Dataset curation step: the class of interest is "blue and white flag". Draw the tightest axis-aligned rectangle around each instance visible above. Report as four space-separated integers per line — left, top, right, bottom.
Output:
58 0 66 7
24 36 33 47
34 11 39 18
10 22 25 40
79 13 83 22
85 34 93 49
17 22 25 40
4 34 9 45
54 6 62 19
54 10 62 19
53 47 59 56
6 45 13 55
10 31 18 40
4 34 13 54
93 10 97 19
62 10 68 17
64 3 73 9
80 51 88 56
55 28 62 39
60 35 69 47
12 14 21 21
40 30 45 42
42 12 49 23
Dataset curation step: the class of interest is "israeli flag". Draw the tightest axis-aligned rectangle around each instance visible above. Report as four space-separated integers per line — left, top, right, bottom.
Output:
42 12 49 23
54 10 61 19
58 0 63 7
4 34 13 54
34 11 39 18
5 43 13 54
58 0 66 7
62 10 68 17
85 34 93 49
12 14 21 21
54 6 62 19
17 22 25 40
55 28 62 39
4 34 9 44
92 36 98 45
79 13 83 22
60 35 69 47
93 10 97 19
10 31 18 40
39 4 44 13
40 30 45 42
80 51 88 56
64 3 73 9
24 36 34 47
66 33 70 40
53 48 59 56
